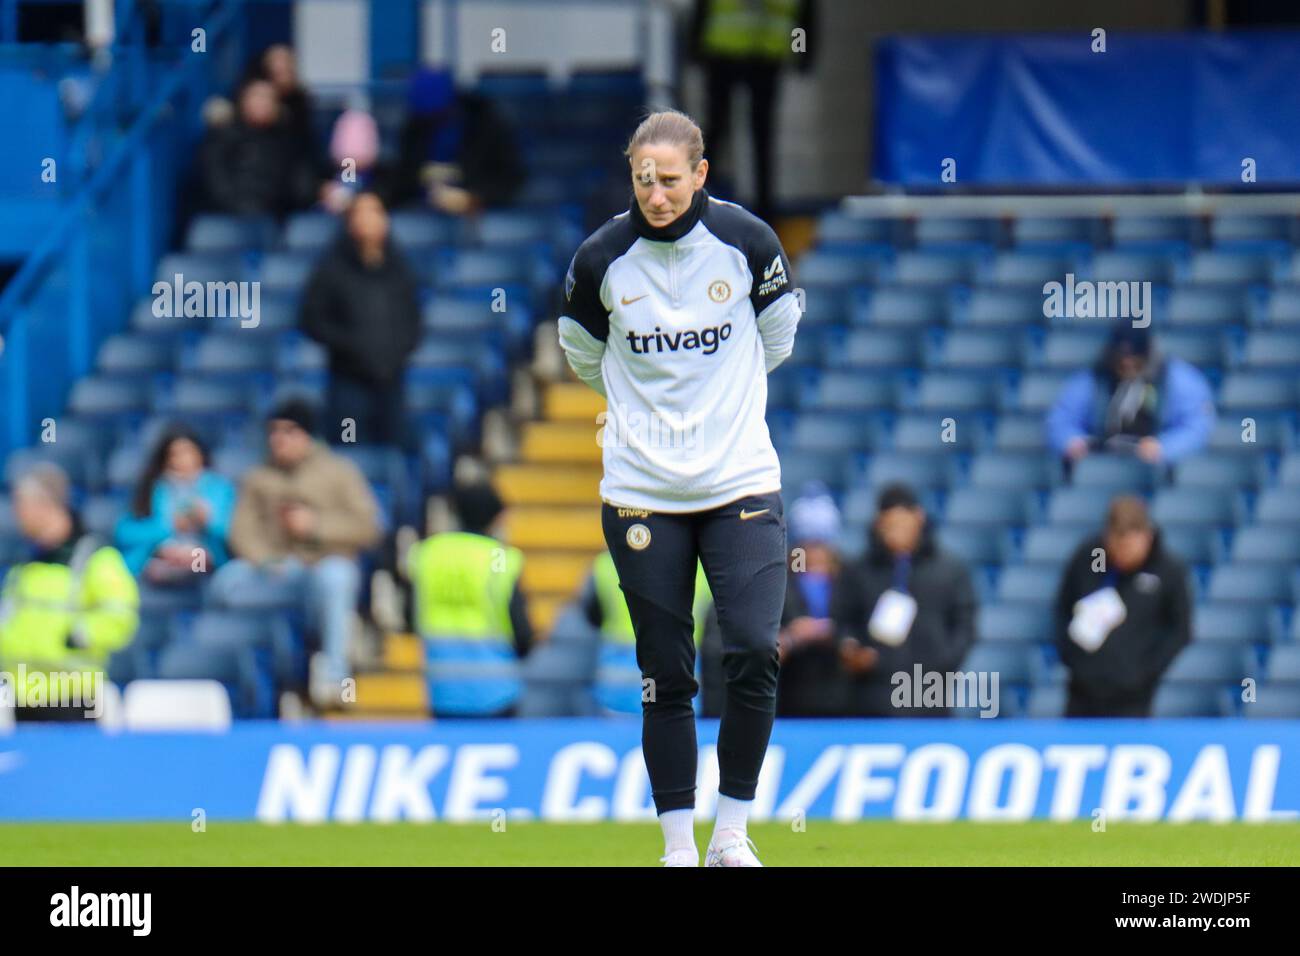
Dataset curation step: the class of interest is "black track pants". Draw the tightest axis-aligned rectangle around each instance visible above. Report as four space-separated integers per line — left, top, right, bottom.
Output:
602 491 787 813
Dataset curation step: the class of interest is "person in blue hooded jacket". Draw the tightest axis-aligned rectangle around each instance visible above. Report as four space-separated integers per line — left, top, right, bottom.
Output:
1046 324 1215 467
114 424 237 583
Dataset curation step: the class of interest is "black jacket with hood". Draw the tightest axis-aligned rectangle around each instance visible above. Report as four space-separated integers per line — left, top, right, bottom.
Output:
1054 530 1191 717
299 235 423 387
832 525 978 717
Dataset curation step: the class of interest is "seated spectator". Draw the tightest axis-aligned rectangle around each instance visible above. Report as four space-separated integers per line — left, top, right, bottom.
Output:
831 484 977 717
207 397 382 709
1047 323 1215 467
1054 495 1191 717
319 109 386 214
114 424 237 585
300 190 421 449
774 482 851 717
407 482 532 716
247 44 315 151
392 68 525 214
0 463 138 716
200 77 316 217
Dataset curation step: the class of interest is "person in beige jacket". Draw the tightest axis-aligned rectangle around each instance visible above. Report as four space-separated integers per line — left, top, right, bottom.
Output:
207 396 381 707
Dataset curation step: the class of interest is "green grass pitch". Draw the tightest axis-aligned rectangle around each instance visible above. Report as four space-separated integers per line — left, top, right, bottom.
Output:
3 821 1298 866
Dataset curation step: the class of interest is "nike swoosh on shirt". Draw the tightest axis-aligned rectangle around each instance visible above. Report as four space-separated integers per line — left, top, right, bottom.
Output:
739 509 770 520
620 294 649 305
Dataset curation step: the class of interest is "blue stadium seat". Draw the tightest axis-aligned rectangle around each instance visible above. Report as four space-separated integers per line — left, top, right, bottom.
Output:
1158 328 1225 368
907 372 999 412
1243 686 1300 718
913 218 1000 246
1069 454 1159 491
1043 486 1115 525
996 565 1061 604
1260 284 1300 325
1228 526 1300 563
816 211 894 245
1252 488 1300 525
130 296 205 336
1024 684 1066 718
155 252 244 287
925 328 1021 369
1237 329 1300 369
1206 416 1285 454
390 211 459 250
1264 645 1300 682
851 286 949 327
1172 452 1256 490
781 452 848 497
1111 215 1198 245
1013 522 1086 567
1085 249 1177 284
67 377 151 419
960 642 1032 683
160 378 252 418
1004 371 1070 412
857 451 951 490
1152 684 1227 717
960 286 1046 326
1274 452 1300 485
186 214 275 253
989 414 1048 451
1210 214 1292 244
978 602 1053 642
803 371 895 412
940 525 1003 566
4 445 102 493
81 494 124 538
964 452 1056 490
826 328 922 369
890 251 980 285
790 414 868 452
258 251 317 293
1185 250 1276 285
283 211 341 251
1167 286 1248 325
1161 525 1218 565
96 334 175 377
182 335 275 378
1011 217 1098 246
1193 603 1271 644
944 488 1028 526
799 251 885 286
1033 327 1109 368
1162 644 1249 683
986 253 1070 286
797 286 850 328
889 414 978 452
107 444 146 490
1150 487 1235 527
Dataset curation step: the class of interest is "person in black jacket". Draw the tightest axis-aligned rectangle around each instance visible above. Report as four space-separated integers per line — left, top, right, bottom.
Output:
299 191 422 449
392 68 525 214
1054 495 1191 717
200 78 316 217
831 484 978 717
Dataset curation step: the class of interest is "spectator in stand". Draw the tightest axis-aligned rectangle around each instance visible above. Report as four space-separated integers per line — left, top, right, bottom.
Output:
0 464 138 717
247 44 315 149
1054 495 1191 717
407 481 532 716
319 109 387 214
392 68 525 214
832 484 977 717
300 190 421 449
199 77 316 217
207 397 382 709
114 424 237 585
1047 323 1215 468
773 482 851 717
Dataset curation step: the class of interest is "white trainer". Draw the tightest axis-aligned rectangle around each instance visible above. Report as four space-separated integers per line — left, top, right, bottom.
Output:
705 830 763 867
660 848 699 867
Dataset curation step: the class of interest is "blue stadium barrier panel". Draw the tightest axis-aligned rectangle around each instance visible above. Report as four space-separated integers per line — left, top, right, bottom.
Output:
1 719 1296 822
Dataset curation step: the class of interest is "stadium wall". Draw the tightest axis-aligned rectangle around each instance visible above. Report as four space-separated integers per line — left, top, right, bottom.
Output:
2 720 1297 823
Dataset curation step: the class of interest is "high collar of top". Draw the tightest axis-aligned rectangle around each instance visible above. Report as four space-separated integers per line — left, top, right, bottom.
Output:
628 187 707 242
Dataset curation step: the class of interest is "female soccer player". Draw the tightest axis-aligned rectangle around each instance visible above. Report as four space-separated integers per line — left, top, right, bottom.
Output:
558 110 801 866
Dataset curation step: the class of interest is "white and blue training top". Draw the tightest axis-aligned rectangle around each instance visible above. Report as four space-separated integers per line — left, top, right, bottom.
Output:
557 188 802 513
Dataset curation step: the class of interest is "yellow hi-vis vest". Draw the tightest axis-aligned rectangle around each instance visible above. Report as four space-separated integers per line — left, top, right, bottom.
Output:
592 551 711 646
0 537 139 672
409 532 523 643
700 0 800 61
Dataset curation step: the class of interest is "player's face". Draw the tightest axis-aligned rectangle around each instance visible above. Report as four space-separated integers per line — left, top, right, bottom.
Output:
629 144 708 228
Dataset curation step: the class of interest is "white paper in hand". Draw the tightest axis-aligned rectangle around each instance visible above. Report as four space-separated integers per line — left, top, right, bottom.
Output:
1068 586 1126 652
869 589 917 647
